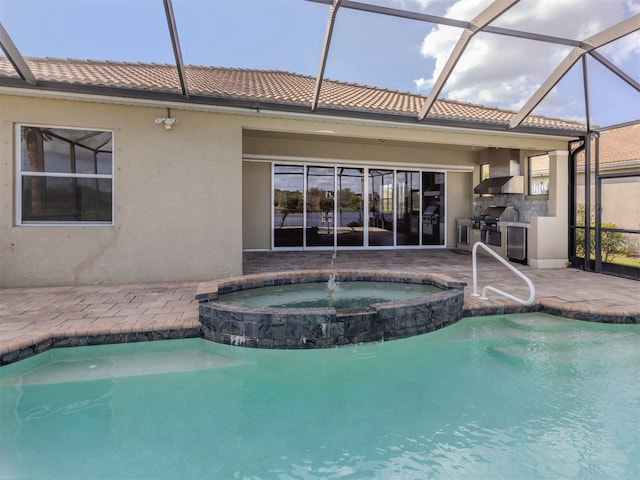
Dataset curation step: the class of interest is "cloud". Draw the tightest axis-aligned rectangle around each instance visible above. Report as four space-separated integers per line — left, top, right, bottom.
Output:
599 30 640 66
414 0 639 116
627 0 640 14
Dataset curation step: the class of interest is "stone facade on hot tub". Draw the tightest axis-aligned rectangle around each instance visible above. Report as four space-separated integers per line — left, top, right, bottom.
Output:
198 270 465 349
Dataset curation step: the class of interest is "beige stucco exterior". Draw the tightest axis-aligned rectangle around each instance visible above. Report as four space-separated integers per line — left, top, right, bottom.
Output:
1 90 573 287
243 161 271 250
529 150 570 268
1 94 243 287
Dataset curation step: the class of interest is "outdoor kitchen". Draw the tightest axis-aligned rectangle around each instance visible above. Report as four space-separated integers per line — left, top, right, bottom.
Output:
456 148 550 265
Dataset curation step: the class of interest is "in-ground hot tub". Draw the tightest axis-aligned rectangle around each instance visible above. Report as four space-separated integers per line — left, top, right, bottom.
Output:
197 270 465 349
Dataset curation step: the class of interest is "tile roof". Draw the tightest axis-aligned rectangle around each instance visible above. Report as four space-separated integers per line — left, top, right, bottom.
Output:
571 122 640 168
591 122 640 164
0 57 588 133
530 123 640 172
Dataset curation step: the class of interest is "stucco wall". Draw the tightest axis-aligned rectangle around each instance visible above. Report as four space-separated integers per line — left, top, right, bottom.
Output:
1 90 575 286
446 171 474 246
576 176 640 230
0 95 243 286
243 161 271 249
529 150 569 268
243 132 476 167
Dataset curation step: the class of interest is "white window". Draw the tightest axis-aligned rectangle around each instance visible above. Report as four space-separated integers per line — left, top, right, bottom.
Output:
528 154 549 196
17 125 113 224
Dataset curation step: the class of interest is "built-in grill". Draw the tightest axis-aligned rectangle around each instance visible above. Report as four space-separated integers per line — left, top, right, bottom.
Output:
422 205 439 236
475 206 518 246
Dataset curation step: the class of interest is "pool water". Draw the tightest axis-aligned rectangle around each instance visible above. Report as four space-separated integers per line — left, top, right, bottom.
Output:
1 313 638 479
217 281 441 309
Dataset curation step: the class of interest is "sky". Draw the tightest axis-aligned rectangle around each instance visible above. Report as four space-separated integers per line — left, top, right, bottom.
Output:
0 0 639 128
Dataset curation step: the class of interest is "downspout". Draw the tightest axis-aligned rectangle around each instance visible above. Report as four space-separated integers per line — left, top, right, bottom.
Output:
581 55 592 272
593 131 601 271
584 132 592 270
569 137 586 268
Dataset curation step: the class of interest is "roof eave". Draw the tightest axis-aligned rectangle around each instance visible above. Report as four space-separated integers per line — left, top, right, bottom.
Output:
0 78 586 138
315 106 586 137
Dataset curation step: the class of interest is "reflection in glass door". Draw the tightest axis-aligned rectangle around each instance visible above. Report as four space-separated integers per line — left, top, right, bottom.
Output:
273 165 304 247
306 166 335 247
273 164 447 250
396 171 420 246
337 167 364 246
422 172 445 245
368 169 394 246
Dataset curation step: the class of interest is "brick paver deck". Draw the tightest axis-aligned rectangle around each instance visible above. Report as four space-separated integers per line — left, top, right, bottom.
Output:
1 250 638 364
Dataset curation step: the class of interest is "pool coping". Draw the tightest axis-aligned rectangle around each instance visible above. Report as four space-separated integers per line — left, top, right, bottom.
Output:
194 269 467 301
198 270 465 348
1 268 638 366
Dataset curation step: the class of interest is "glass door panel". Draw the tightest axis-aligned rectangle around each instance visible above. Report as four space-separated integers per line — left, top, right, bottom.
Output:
306 166 335 247
368 169 394 246
422 172 445 245
396 171 420 246
273 163 451 251
337 167 364 247
273 165 304 247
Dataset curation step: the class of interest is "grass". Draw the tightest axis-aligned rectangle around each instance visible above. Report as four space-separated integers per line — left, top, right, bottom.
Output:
607 254 640 268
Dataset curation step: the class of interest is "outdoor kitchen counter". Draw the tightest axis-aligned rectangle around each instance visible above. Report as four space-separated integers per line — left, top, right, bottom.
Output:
500 221 530 228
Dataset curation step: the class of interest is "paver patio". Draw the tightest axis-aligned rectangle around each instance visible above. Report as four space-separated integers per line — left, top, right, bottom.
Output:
1 250 638 364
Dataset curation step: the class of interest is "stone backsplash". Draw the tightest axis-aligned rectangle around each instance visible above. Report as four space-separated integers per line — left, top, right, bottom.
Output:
474 194 548 223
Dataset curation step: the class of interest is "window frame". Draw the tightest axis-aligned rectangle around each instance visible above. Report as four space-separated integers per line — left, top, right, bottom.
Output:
479 163 490 182
15 124 114 226
478 163 491 198
527 153 550 197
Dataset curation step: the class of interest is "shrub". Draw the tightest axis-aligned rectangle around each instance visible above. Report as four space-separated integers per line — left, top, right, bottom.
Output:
575 204 627 262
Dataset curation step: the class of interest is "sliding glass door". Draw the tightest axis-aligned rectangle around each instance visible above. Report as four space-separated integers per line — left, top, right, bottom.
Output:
368 169 394 246
396 170 420 246
422 172 445 245
337 167 364 247
273 165 304 247
273 163 445 249
306 166 335 247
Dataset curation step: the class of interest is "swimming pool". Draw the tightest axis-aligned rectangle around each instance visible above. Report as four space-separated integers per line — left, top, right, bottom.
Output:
1 313 638 479
216 281 441 309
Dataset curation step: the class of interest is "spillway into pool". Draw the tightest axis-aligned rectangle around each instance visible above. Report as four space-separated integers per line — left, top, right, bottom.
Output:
197 270 465 348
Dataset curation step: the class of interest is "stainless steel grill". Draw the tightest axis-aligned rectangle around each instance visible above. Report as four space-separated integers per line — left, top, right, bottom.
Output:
478 206 518 224
475 206 518 246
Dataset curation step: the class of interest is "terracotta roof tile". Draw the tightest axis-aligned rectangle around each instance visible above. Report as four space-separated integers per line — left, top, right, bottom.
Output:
0 57 587 132
596 123 640 164
576 122 640 166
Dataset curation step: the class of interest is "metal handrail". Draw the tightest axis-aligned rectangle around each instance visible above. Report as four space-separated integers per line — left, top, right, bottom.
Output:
471 242 535 306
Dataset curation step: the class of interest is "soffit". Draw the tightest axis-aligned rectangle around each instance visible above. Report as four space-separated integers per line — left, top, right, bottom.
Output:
243 128 489 152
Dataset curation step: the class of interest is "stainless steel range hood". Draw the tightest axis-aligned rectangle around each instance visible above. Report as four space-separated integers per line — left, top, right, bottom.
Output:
474 176 524 195
475 148 524 194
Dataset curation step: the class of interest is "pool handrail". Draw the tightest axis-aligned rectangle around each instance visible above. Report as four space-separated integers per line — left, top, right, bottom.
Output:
471 241 535 306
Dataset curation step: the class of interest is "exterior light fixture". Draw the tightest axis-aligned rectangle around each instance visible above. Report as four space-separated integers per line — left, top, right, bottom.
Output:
154 108 178 130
